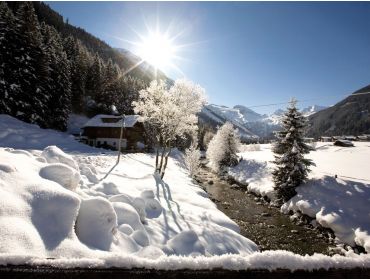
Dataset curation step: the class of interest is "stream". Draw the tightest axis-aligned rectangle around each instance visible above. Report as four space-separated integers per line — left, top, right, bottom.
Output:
196 164 338 256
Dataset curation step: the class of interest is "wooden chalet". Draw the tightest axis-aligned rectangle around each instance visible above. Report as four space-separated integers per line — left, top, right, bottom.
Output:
80 115 147 151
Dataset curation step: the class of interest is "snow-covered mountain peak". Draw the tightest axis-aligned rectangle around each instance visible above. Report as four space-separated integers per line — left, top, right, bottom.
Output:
301 105 327 116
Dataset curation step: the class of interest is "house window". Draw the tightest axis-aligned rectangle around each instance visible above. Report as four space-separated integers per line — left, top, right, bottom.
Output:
97 141 101 146
113 142 116 146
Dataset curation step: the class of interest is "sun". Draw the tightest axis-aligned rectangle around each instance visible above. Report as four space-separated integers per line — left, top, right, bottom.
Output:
137 31 177 71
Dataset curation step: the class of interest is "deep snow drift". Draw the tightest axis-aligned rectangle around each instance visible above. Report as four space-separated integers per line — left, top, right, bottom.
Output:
229 142 370 253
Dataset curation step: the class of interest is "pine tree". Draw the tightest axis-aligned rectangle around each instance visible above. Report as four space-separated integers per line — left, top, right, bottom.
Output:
0 2 22 115
272 98 315 202
41 23 71 131
86 53 104 100
15 2 50 127
63 36 90 113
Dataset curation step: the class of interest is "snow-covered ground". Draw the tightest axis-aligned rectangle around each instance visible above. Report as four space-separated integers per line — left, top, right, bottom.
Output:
1 114 369 270
229 142 370 253
0 115 257 260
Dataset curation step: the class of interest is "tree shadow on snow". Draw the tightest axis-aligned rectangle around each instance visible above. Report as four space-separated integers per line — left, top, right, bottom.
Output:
154 174 192 236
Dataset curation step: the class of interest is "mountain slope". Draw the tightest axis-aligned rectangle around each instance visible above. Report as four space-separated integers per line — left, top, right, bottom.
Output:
7 1 166 83
199 105 259 140
308 85 370 137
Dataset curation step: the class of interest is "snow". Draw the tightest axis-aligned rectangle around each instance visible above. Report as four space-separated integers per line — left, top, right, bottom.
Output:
229 142 370 252
0 250 370 271
82 114 140 128
41 145 79 170
1 114 369 270
39 163 81 191
0 114 258 264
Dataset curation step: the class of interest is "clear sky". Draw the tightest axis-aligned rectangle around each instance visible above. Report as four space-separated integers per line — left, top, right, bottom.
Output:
47 1 370 114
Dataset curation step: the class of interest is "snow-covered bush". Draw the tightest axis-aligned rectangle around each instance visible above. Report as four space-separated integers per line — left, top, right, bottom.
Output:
133 79 206 179
206 122 241 173
272 98 314 202
184 144 201 178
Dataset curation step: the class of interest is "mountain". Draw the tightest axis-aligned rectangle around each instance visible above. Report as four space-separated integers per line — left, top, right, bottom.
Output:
307 85 370 137
199 103 328 140
301 105 327 117
199 104 259 141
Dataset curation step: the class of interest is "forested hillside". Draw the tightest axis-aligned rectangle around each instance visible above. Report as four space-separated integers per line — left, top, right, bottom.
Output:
0 1 166 131
307 84 370 137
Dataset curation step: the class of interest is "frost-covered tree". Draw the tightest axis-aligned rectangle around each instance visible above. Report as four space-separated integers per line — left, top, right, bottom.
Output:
184 143 201 178
206 122 240 173
272 98 314 202
133 79 206 179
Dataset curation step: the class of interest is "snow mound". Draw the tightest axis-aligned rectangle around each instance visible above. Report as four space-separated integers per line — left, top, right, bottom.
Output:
0 163 16 173
131 230 150 247
39 163 81 191
132 197 147 223
112 202 145 231
94 182 120 195
118 224 134 235
109 193 134 205
75 197 117 250
165 230 205 256
41 146 79 170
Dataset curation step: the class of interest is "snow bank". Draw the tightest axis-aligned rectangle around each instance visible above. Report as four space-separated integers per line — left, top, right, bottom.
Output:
230 142 370 252
228 144 275 199
282 176 370 252
0 250 370 271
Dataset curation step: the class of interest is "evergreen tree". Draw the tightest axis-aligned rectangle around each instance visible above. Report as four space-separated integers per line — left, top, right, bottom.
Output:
272 98 315 202
41 23 71 131
0 2 22 115
86 53 104 99
63 36 90 113
15 2 50 127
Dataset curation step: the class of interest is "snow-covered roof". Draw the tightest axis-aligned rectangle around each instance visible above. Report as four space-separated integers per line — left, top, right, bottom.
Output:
82 114 141 128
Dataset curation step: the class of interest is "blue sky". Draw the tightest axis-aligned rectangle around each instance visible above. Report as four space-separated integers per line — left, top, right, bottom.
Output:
47 1 370 114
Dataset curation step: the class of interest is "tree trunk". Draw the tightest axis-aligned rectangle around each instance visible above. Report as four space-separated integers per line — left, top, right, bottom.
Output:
155 147 159 172
158 146 166 175
160 148 172 179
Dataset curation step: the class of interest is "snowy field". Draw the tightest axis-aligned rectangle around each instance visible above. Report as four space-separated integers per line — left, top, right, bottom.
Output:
230 142 370 253
0 114 369 270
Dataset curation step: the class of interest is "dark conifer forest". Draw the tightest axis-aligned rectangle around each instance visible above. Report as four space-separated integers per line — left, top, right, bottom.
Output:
0 1 165 131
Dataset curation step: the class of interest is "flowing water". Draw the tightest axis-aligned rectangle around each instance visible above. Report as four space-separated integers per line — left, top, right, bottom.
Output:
196 165 337 255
